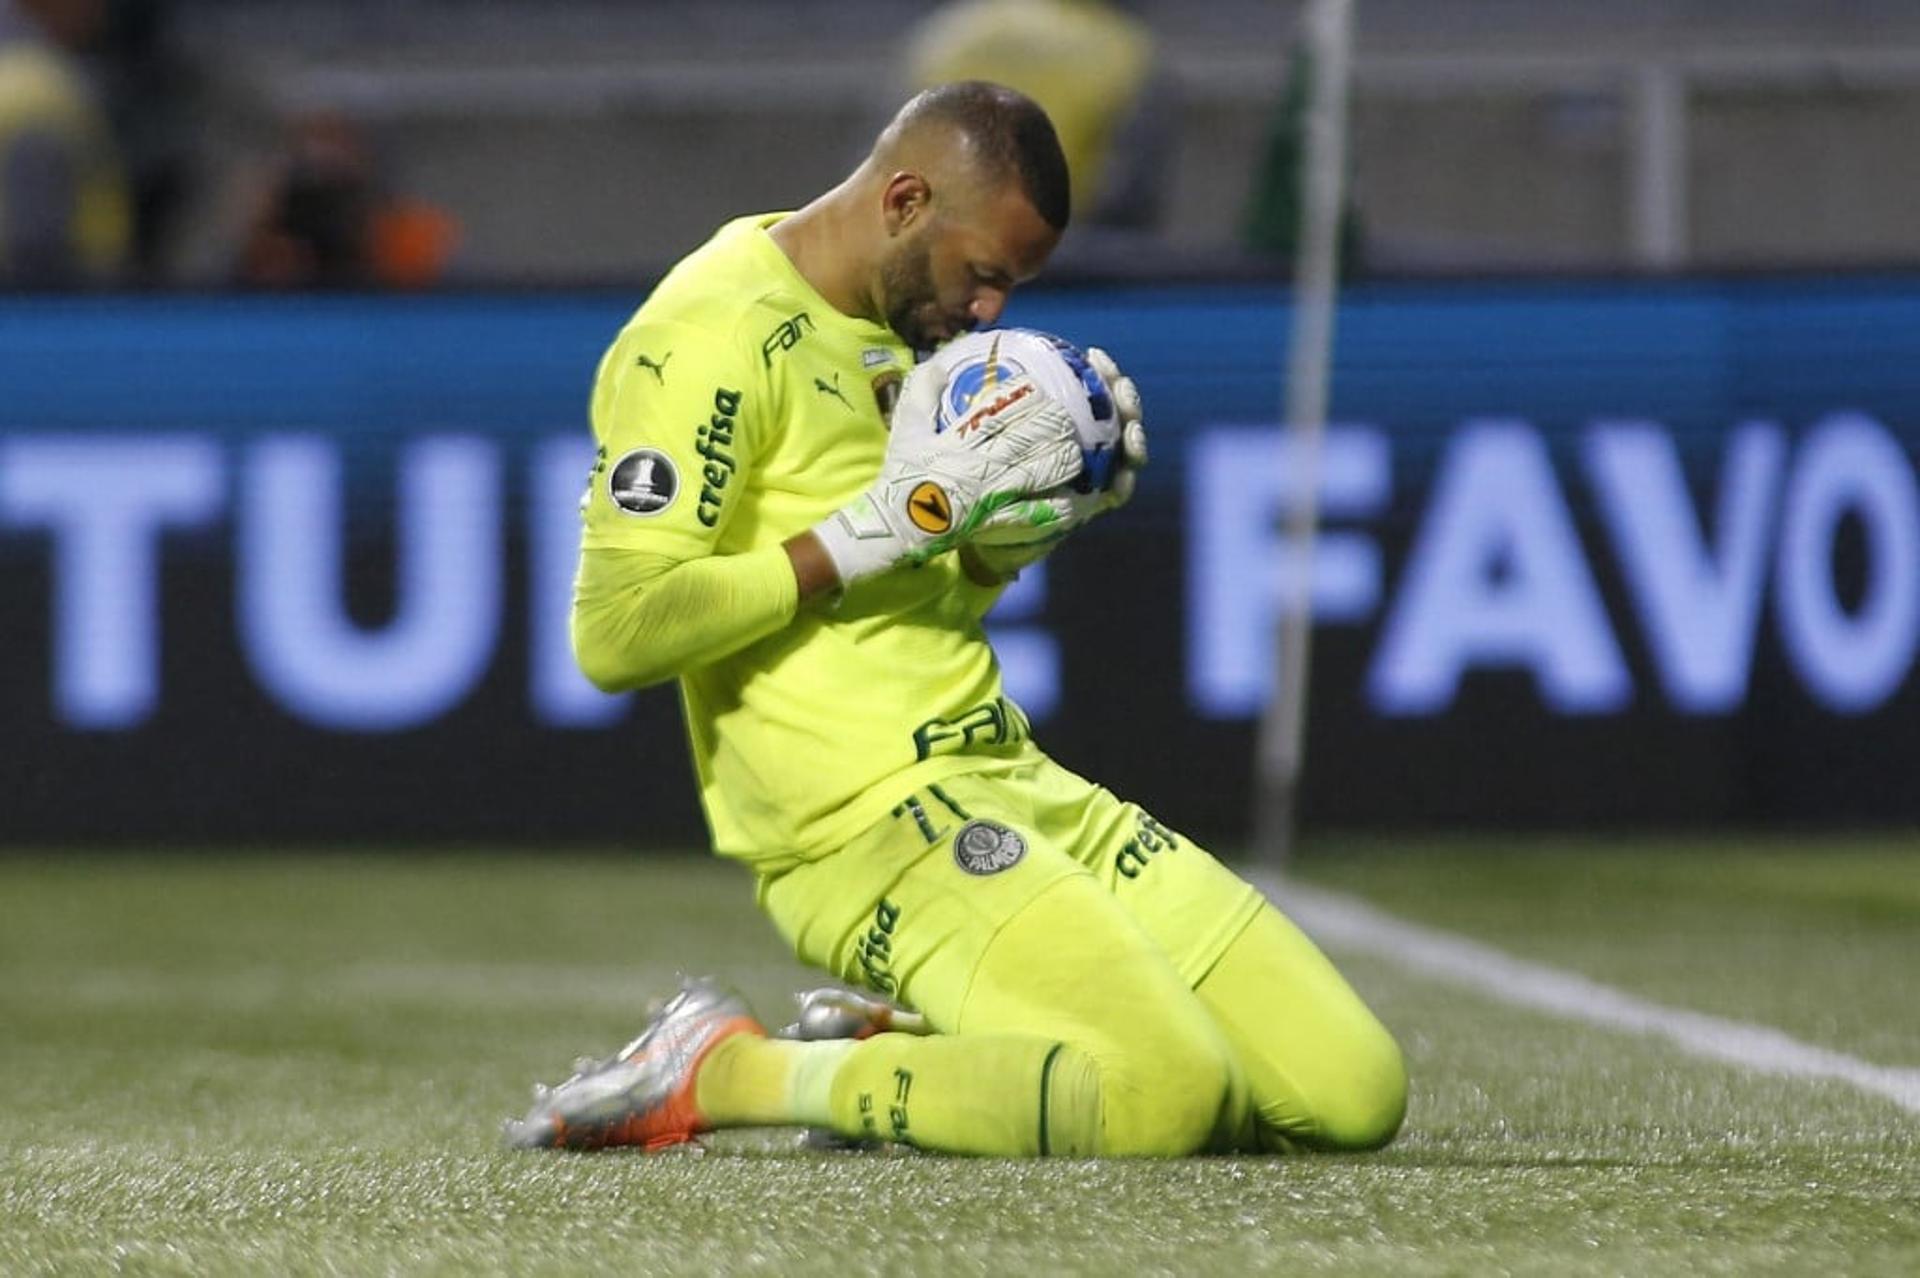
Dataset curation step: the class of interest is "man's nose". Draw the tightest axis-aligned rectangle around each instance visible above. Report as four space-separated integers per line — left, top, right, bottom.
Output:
970 287 1008 328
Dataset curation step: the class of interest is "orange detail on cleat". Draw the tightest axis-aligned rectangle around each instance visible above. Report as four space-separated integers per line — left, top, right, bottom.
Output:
506 980 766 1153
579 1015 760 1151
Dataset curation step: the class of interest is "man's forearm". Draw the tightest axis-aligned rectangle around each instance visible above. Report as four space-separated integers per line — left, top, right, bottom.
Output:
572 544 803 692
782 531 843 601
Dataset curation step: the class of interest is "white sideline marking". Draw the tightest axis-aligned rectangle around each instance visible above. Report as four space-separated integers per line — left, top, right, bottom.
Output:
1262 878 1920 1117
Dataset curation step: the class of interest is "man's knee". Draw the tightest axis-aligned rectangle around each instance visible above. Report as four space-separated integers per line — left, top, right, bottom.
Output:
1275 1024 1408 1153
1037 1043 1102 1155
1089 1025 1238 1157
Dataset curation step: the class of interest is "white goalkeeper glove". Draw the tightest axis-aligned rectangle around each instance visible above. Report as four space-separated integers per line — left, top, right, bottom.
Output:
966 346 1148 579
811 346 1085 587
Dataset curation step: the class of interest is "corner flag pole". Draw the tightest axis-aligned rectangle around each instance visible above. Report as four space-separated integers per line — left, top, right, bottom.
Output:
1252 0 1355 869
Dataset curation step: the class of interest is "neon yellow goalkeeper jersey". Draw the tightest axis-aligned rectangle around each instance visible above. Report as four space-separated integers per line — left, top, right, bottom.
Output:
581 214 1041 871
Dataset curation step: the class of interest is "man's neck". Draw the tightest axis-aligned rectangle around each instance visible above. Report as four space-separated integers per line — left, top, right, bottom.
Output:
767 187 881 327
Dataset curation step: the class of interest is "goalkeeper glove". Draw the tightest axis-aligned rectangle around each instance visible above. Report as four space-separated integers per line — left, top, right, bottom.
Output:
967 346 1148 579
811 344 1085 587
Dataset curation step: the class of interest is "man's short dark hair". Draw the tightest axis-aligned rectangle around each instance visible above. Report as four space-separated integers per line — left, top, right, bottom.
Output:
900 81 1072 231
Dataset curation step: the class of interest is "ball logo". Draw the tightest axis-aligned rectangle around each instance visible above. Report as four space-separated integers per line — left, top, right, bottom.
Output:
608 447 679 516
937 337 1030 435
906 481 953 534
953 381 1035 439
952 820 1027 875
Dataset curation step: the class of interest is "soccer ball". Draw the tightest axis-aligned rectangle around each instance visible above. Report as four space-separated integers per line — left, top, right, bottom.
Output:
933 328 1120 493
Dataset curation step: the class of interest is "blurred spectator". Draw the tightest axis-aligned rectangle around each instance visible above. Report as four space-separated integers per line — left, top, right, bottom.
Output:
237 111 458 290
904 0 1172 234
0 0 130 287
91 0 207 285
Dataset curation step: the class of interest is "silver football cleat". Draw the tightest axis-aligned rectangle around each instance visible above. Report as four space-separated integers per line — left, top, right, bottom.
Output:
779 986 931 1042
502 976 763 1151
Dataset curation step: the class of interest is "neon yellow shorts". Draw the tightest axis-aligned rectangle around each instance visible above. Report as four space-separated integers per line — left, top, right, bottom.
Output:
756 753 1407 1153
756 753 1267 1025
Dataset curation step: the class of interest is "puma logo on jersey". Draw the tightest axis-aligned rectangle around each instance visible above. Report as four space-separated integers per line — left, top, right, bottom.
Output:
906 481 952 534
814 373 853 412
635 351 673 383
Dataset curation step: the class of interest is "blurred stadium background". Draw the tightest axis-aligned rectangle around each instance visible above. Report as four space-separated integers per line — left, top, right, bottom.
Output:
32 0 1920 280
3 1 1918 1272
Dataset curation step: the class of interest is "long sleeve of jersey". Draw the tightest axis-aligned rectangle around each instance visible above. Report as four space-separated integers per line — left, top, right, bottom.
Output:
570 544 798 692
568 315 802 689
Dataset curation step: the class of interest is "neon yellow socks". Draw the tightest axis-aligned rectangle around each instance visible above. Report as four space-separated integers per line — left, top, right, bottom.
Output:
695 1031 1102 1155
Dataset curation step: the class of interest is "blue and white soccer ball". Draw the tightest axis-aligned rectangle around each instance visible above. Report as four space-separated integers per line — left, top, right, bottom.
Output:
933 328 1120 493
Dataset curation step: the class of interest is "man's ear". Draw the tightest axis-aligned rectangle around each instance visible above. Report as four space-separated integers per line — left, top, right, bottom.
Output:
881 171 932 235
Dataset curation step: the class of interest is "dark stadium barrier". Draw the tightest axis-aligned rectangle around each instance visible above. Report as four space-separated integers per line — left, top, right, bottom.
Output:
4 280 1918 845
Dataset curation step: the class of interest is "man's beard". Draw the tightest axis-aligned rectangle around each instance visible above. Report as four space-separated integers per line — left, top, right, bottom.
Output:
880 236 960 352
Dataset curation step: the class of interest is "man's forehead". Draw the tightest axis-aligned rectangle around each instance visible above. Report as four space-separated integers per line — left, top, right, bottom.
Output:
958 184 1060 277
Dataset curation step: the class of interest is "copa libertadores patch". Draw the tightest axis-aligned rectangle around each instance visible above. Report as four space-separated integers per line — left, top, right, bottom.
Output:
952 820 1027 876
608 447 679 516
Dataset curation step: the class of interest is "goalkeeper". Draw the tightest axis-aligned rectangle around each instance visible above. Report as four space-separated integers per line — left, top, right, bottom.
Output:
506 82 1405 1157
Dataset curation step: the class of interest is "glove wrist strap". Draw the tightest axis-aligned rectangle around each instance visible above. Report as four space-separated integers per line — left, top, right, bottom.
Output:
810 498 904 587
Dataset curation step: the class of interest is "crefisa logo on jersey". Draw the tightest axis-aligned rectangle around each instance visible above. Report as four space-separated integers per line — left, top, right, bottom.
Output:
607 447 679 516
952 819 1027 876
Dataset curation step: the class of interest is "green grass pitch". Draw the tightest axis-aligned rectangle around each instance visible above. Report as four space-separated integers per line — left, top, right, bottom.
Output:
2 839 1917 1275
